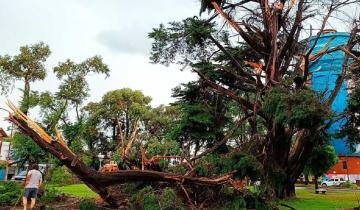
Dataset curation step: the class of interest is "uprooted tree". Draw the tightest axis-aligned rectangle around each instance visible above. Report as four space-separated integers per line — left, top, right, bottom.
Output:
6 101 240 203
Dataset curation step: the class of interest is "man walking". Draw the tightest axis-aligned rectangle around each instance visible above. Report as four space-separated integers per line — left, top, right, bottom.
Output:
23 164 43 210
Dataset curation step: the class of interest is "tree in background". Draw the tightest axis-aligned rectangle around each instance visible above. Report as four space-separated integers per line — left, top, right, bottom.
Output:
304 145 338 190
0 42 50 114
83 88 152 164
0 43 110 166
0 43 51 165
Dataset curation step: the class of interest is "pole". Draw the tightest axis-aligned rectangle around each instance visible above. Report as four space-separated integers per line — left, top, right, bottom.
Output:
346 156 350 182
5 127 13 181
0 136 3 180
0 136 3 161
5 138 11 181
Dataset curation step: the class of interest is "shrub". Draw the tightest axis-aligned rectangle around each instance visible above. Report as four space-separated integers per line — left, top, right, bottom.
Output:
48 166 79 186
122 183 140 194
0 181 22 205
79 199 100 210
160 187 184 210
221 199 246 210
130 186 184 210
39 187 62 204
130 186 160 210
143 193 160 210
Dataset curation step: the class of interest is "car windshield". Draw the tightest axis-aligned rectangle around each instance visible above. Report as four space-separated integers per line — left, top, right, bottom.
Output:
17 171 27 176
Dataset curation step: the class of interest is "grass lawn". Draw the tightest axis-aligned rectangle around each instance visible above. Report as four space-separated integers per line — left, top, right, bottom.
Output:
280 188 360 210
56 184 360 209
55 184 97 198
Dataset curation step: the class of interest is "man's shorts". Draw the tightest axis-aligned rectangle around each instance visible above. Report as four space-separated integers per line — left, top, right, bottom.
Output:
24 188 38 199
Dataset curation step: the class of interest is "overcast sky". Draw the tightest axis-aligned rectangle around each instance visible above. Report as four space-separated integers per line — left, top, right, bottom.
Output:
0 0 202 128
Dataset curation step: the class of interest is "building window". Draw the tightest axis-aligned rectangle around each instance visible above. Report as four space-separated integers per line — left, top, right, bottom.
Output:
342 161 348 170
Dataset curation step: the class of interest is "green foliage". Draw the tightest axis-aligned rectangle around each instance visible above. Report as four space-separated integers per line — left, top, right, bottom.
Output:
338 88 360 151
130 186 160 210
214 187 273 210
83 88 152 156
149 18 215 65
130 186 184 210
263 87 328 130
167 165 187 175
38 56 109 131
160 188 184 210
79 199 99 210
169 81 230 153
0 42 51 113
196 152 263 180
0 42 50 81
221 199 246 210
39 187 61 204
12 132 49 163
48 166 79 186
305 144 338 176
145 105 181 139
147 138 180 157
53 56 109 106
0 181 22 205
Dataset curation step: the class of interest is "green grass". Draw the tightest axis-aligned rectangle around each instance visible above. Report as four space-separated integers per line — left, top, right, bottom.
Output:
56 184 360 209
280 188 360 210
55 184 97 198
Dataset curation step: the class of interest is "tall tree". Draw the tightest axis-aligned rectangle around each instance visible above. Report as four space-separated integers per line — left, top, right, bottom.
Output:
0 42 50 114
149 0 360 198
304 144 338 190
39 55 110 130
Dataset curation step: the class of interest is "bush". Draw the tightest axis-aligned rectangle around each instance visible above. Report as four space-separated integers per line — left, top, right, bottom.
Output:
0 181 22 205
130 186 160 210
160 188 184 210
79 199 99 210
39 187 62 203
48 166 79 186
130 186 184 210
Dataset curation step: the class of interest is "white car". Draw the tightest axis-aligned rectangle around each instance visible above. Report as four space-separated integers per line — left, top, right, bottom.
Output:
321 178 346 187
11 170 27 181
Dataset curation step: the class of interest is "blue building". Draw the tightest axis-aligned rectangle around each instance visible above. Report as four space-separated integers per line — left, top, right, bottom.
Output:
308 32 358 155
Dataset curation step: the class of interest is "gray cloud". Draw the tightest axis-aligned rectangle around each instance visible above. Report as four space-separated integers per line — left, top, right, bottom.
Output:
97 29 151 55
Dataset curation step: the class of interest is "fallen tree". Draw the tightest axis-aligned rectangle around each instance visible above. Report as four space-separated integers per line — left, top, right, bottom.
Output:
6 101 236 207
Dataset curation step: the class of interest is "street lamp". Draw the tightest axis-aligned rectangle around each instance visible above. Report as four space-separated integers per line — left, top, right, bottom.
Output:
98 154 104 169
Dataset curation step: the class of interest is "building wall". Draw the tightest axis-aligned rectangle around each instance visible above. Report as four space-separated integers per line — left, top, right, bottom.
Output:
0 142 10 161
326 156 360 182
308 32 357 155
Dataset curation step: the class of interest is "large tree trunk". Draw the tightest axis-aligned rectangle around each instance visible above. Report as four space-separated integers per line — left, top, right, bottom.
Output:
22 79 31 115
7 105 233 207
314 175 319 190
276 180 296 199
263 125 313 199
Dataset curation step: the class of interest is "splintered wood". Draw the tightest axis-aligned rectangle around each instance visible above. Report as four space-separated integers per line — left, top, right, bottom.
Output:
7 100 52 143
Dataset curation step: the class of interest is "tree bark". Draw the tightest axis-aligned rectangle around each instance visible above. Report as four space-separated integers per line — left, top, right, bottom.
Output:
314 175 319 190
22 79 31 115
